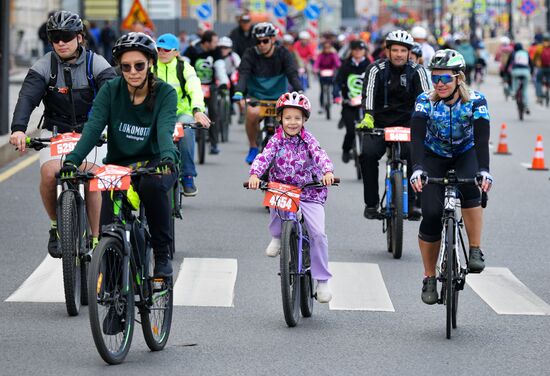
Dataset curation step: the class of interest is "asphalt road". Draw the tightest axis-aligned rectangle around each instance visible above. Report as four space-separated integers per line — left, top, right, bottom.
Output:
1 73 549 375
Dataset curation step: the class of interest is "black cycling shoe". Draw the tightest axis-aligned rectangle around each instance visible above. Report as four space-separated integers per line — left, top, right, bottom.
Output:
48 228 61 258
154 256 173 277
468 248 485 273
421 276 438 305
408 205 422 221
342 151 351 164
103 306 123 335
363 206 379 220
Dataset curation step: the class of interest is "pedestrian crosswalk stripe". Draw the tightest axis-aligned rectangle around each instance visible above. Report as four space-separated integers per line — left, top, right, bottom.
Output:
173 258 238 307
328 262 395 312
5 255 65 302
467 267 550 315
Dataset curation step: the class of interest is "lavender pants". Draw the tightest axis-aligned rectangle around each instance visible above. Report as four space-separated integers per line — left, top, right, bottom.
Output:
269 201 332 281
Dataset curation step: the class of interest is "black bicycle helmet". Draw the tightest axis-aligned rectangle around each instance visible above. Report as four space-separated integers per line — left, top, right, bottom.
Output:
411 42 423 57
428 49 465 71
112 32 158 63
46 11 83 38
252 22 277 39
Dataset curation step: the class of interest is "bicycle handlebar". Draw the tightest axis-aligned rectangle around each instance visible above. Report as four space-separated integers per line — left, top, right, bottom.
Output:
24 134 107 151
423 173 488 208
179 122 213 129
243 178 340 189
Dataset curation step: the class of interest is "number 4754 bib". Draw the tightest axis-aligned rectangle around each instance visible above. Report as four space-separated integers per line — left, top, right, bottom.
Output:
263 182 302 212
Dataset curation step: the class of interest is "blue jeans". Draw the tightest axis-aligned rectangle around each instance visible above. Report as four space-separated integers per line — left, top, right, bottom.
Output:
177 114 196 178
535 67 550 98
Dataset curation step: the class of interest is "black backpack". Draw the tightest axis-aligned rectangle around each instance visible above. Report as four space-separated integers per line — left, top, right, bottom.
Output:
48 49 98 97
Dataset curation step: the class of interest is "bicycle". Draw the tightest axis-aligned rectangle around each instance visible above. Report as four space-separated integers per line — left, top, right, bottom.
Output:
87 165 173 364
358 126 412 259
319 69 335 120
247 99 278 152
345 96 364 180
244 178 339 327
24 130 105 316
423 170 487 339
217 89 231 143
515 76 526 121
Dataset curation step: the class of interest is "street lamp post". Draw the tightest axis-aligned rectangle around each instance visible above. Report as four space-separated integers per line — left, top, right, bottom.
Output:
508 0 514 37
1 0 10 135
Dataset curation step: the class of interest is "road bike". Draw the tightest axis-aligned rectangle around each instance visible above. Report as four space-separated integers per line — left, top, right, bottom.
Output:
25 130 105 316
248 99 278 152
87 166 173 364
358 126 411 259
424 170 487 339
244 179 339 327
319 69 335 120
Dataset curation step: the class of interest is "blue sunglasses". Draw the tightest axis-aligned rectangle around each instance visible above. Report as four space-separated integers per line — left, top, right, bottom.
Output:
431 74 458 85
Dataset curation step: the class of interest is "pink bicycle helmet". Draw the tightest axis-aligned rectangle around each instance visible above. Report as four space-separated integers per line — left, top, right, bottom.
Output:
276 92 311 119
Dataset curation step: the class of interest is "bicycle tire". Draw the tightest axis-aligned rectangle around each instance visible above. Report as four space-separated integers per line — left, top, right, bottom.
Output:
390 171 404 259
323 84 331 120
545 90 549 107
60 191 82 316
141 248 174 351
516 87 524 121
299 229 314 317
222 97 230 142
81 257 89 306
280 221 300 327
88 237 135 364
196 129 206 164
354 134 362 180
445 218 454 339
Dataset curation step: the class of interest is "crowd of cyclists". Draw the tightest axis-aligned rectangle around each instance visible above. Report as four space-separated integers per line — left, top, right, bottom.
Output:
9 8 506 346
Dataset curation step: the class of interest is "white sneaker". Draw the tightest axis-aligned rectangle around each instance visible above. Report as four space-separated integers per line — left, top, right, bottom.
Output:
315 280 332 303
265 238 281 257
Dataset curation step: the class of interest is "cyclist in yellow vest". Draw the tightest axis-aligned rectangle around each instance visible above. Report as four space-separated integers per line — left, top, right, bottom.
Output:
155 33 211 196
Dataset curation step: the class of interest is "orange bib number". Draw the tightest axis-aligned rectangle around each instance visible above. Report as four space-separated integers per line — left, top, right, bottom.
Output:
173 122 185 142
50 132 81 157
201 85 211 99
384 127 411 142
263 182 301 212
90 165 132 191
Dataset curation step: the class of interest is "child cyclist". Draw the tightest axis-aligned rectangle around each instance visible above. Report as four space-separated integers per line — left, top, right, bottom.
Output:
248 92 335 303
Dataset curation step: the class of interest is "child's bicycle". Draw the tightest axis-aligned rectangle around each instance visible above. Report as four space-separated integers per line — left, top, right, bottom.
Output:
23 129 105 316
244 178 340 327
87 165 174 364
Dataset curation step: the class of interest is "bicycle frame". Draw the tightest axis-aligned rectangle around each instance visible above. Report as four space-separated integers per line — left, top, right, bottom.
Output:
382 142 409 218
276 209 310 278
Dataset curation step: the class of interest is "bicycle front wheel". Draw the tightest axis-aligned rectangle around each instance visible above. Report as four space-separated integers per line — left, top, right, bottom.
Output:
354 134 362 180
281 221 301 327
59 191 82 316
88 237 135 364
196 129 206 164
390 171 404 259
444 219 455 339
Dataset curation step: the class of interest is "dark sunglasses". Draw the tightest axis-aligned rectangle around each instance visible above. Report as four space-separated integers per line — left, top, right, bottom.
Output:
256 38 271 45
158 47 175 53
431 74 458 85
120 62 147 73
49 31 78 44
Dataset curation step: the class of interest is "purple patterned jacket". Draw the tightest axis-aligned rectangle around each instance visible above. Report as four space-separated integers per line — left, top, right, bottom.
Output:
250 127 334 204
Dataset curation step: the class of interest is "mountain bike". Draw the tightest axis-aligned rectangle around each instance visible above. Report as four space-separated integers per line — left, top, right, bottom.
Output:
358 126 411 259
319 69 335 120
87 165 173 364
25 131 105 316
248 99 278 152
424 170 487 339
244 178 340 327
515 76 526 121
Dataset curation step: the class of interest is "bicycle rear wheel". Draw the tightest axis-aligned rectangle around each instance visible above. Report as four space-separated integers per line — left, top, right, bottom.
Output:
196 129 206 164
354 134 362 180
390 171 404 259
219 96 230 143
59 191 82 316
444 219 455 339
280 221 301 327
323 84 331 120
141 249 174 351
88 237 135 364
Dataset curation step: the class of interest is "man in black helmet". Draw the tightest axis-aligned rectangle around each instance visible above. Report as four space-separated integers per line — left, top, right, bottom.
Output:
9 10 117 258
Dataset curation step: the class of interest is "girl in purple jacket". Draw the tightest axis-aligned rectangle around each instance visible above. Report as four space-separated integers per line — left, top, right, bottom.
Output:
248 92 335 303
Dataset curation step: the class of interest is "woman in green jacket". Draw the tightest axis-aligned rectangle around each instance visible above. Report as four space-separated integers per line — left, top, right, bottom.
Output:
63 32 179 277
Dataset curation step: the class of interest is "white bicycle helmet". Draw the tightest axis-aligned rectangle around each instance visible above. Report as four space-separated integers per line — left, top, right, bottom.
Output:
299 31 311 40
429 49 466 71
276 92 311 119
385 30 414 49
252 22 277 39
410 26 428 40
218 36 233 48
283 34 294 44
500 36 511 45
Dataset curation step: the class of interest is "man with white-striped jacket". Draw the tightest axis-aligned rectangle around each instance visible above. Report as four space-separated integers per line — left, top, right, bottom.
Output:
357 30 431 220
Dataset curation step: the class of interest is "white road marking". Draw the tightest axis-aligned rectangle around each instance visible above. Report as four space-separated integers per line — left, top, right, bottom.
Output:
5 256 65 302
521 162 532 168
328 262 395 312
173 258 238 307
467 267 550 315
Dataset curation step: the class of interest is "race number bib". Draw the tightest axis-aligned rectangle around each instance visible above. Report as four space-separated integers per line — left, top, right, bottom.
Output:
173 122 185 142
320 69 335 77
263 182 302 213
384 127 411 142
90 165 132 192
258 101 277 117
349 96 362 106
201 84 211 99
50 132 81 157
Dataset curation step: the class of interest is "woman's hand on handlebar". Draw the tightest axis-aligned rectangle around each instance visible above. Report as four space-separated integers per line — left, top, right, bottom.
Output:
194 111 211 129
410 170 424 193
322 172 335 186
10 131 27 153
248 174 261 190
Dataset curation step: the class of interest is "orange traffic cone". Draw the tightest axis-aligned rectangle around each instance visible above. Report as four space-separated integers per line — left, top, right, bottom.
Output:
494 123 511 155
528 135 549 171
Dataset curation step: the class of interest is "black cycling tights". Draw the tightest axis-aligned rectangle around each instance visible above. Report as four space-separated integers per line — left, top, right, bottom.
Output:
419 148 481 242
